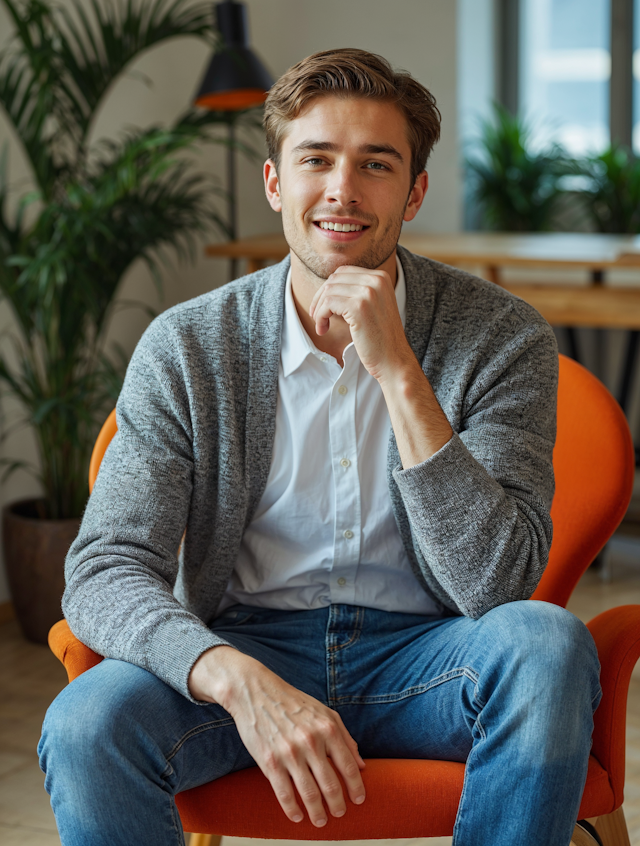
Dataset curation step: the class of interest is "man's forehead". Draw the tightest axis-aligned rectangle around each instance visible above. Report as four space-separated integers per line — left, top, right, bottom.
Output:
280 95 410 155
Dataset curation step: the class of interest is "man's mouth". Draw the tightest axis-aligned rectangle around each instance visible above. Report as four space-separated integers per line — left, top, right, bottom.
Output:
312 219 371 242
315 221 366 232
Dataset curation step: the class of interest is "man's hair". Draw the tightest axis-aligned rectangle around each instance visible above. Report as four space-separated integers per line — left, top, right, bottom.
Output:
264 48 441 186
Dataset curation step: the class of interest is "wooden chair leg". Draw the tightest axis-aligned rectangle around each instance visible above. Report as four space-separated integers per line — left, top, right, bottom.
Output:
572 820 604 845
595 808 631 846
188 834 221 846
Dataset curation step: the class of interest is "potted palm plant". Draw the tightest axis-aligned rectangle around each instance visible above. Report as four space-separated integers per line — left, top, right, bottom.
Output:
0 0 257 642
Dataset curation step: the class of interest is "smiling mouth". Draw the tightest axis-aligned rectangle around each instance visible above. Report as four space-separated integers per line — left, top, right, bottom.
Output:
314 221 369 232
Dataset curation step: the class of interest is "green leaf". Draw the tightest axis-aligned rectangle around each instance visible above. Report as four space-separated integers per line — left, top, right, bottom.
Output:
0 0 259 517
466 103 573 232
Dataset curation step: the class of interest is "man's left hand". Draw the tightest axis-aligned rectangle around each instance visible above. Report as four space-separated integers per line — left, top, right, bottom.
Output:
308 265 411 384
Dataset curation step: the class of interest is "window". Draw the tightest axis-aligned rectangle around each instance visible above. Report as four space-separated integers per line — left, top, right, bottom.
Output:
519 0 611 154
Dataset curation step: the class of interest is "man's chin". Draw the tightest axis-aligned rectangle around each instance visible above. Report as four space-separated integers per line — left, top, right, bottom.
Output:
291 244 390 281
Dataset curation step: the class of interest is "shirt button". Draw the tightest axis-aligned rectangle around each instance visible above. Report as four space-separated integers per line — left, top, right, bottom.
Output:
340 458 351 468
319 355 327 362
343 529 354 539
338 385 348 395
337 577 347 586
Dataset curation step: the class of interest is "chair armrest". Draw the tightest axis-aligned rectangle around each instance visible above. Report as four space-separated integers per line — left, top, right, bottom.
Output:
587 604 640 807
48 620 104 683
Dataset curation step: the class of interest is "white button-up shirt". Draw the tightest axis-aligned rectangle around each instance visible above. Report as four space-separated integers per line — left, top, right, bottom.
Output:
221 256 441 616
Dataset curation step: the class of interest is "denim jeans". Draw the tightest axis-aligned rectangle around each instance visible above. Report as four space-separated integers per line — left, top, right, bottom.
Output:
39 600 602 846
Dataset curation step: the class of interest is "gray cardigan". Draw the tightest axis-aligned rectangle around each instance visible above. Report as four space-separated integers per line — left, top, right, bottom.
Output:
64 246 558 701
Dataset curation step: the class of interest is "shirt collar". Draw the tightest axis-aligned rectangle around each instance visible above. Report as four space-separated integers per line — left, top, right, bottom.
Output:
281 254 407 378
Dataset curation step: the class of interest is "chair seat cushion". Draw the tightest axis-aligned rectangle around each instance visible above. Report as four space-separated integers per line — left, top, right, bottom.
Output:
176 755 614 839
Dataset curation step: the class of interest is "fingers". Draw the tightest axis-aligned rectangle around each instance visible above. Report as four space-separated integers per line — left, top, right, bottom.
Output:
310 272 387 331
263 751 343 827
330 718 367 805
294 760 335 826
311 284 375 336
263 759 306 824
260 718 366 828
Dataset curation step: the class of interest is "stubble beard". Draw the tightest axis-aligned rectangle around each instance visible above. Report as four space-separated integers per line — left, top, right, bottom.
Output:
284 210 404 281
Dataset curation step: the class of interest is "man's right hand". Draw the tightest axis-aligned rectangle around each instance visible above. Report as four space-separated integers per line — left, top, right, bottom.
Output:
189 645 366 827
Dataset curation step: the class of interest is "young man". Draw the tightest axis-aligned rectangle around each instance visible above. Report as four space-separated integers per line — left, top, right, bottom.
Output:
40 49 601 846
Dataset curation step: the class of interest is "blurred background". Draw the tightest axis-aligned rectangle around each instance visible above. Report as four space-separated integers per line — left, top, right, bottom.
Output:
2 1 640 844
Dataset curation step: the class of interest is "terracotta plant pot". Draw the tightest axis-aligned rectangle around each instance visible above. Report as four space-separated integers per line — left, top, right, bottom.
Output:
2 499 81 644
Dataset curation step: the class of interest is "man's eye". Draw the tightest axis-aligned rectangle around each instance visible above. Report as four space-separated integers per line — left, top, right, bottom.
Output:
366 161 388 170
304 158 325 166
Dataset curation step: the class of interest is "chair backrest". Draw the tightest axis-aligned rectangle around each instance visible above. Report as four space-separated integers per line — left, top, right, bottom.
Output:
531 354 634 606
89 408 117 493
89 354 634 608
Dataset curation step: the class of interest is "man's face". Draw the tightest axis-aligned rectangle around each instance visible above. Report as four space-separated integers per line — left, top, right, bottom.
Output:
264 96 426 281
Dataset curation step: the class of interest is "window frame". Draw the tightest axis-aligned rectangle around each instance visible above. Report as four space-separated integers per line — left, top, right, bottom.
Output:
500 0 634 148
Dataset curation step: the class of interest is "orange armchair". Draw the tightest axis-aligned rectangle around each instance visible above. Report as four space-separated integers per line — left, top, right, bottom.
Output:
49 355 640 846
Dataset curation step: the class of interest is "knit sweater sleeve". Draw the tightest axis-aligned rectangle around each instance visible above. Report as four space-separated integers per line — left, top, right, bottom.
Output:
62 314 232 702
393 311 558 620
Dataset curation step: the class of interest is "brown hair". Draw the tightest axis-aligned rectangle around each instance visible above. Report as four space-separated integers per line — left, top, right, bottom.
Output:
264 48 441 185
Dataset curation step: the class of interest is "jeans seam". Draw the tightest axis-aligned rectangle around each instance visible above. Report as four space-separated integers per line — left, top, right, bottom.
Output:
452 751 473 846
332 666 479 705
328 606 364 652
166 717 235 764
452 693 485 846
327 607 365 705
168 794 185 845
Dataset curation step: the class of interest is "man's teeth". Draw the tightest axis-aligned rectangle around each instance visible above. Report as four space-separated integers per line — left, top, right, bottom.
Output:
318 221 363 231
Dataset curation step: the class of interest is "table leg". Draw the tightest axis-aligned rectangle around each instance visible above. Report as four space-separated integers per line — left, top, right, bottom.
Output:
247 259 265 274
485 265 501 285
565 327 581 363
617 330 639 416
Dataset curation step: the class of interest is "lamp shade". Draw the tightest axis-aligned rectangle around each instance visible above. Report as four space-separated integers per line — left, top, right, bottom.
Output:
194 0 273 111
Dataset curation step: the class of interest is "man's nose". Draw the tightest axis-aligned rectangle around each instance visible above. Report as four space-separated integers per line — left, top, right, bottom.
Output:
324 163 362 206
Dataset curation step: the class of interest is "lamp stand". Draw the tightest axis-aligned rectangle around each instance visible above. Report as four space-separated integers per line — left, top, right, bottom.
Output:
227 117 238 281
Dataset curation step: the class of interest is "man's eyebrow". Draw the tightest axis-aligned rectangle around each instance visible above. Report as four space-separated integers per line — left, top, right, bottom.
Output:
290 141 340 155
360 143 404 164
290 140 404 164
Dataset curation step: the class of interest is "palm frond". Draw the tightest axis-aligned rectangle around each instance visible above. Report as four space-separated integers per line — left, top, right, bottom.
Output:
55 0 217 144
0 0 264 517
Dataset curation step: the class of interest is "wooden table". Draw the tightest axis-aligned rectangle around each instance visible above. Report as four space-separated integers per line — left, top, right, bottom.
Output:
206 231 640 412
206 231 640 329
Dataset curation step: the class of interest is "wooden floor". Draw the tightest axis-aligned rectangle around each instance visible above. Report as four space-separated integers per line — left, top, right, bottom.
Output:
2 560 640 846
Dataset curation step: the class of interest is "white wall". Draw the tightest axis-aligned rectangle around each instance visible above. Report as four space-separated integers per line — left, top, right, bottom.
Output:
0 0 462 604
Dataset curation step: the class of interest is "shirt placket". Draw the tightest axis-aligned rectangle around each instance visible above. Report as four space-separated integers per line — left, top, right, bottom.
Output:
328 347 361 605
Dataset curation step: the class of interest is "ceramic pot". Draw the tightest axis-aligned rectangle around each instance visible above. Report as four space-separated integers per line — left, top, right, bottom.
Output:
2 499 81 644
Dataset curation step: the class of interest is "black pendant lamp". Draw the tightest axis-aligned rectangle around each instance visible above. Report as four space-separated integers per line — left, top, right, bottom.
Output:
194 2 273 279
195 0 273 111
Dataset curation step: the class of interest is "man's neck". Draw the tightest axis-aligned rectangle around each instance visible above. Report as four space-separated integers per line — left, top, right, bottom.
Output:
290 250 398 366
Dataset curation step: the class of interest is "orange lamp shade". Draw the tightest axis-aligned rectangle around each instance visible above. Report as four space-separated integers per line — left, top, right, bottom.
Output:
194 88 267 111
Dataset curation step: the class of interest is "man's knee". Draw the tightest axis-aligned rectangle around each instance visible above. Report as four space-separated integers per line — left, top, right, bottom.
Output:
476 600 601 705
39 659 166 783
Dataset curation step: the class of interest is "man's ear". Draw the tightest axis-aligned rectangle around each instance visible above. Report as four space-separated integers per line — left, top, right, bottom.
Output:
403 171 428 223
264 159 282 213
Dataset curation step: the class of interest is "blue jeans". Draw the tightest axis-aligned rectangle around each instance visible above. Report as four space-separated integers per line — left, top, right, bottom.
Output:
39 600 601 846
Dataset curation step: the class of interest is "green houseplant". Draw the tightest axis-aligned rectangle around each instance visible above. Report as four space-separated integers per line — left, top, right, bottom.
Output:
577 144 640 234
466 103 572 232
0 0 257 640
